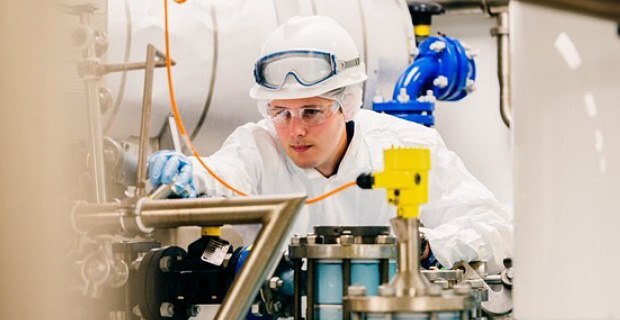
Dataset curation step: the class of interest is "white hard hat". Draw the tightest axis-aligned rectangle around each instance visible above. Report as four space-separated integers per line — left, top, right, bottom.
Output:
249 15 367 100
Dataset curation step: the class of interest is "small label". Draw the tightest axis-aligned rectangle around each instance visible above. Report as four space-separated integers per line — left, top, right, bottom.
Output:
201 238 231 266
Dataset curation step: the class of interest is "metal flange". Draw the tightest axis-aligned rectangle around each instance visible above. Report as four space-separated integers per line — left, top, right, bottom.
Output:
344 295 473 313
288 243 396 259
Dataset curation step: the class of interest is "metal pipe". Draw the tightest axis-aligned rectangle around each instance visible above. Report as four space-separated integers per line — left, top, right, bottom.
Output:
493 10 512 128
135 44 157 195
73 195 306 320
213 195 305 320
406 0 512 128
389 217 430 297
80 11 107 203
102 59 173 74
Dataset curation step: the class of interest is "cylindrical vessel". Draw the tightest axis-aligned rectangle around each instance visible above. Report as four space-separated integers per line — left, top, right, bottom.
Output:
289 226 397 319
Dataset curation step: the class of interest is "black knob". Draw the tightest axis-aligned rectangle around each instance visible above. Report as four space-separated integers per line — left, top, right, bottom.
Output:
408 2 445 26
356 173 374 189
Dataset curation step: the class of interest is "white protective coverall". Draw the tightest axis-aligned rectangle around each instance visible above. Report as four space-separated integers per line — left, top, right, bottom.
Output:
192 109 513 272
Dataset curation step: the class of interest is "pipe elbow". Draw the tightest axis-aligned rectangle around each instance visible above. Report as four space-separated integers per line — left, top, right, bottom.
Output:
392 55 439 102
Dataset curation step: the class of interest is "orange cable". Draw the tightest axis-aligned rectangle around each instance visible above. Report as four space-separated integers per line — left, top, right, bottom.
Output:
163 0 355 204
305 181 357 204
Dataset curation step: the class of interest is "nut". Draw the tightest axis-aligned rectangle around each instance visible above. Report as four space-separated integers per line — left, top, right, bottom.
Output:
269 277 283 290
375 234 395 244
290 234 301 245
159 256 172 273
378 285 395 297
159 302 175 317
339 234 355 245
306 233 317 244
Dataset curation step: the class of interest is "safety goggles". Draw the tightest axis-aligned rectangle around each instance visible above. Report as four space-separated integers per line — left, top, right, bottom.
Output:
254 50 360 90
266 101 340 127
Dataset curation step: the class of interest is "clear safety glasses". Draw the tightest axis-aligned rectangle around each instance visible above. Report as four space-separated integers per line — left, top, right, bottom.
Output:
266 101 340 127
254 50 360 89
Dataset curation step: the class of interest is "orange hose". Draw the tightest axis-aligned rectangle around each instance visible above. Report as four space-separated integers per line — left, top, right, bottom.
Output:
163 0 355 204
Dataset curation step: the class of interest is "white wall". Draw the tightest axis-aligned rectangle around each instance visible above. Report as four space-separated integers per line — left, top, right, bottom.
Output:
511 2 620 319
432 14 514 210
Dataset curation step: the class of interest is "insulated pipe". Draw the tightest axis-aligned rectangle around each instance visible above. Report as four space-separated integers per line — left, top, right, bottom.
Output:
72 194 306 320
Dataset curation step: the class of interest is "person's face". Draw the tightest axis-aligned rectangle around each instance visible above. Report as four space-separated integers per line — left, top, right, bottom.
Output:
269 97 347 177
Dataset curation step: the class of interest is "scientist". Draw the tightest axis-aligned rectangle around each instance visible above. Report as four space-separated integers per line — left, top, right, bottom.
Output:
148 15 512 272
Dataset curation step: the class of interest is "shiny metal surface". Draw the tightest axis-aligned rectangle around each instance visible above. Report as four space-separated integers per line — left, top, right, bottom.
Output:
344 295 472 312
80 8 108 203
73 194 305 320
390 218 429 297
493 10 512 127
135 44 157 196
288 244 396 259
421 270 464 282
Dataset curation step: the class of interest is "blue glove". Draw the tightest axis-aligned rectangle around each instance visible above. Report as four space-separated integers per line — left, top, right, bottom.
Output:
148 150 197 198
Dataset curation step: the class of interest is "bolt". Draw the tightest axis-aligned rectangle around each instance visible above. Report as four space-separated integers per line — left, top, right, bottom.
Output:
348 285 367 297
291 234 301 245
433 76 448 89
378 285 395 297
375 234 395 244
430 41 446 53
397 88 410 103
251 304 262 316
159 302 175 318
272 300 283 313
159 256 172 273
339 234 355 245
186 305 201 317
506 269 514 280
269 277 283 290
466 79 476 93
306 233 317 244
416 90 436 103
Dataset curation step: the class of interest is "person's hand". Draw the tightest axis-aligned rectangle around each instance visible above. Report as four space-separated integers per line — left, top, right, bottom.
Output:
148 150 196 198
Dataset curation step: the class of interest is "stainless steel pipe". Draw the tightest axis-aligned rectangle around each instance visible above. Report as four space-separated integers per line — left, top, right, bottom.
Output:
73 194 306 320
80 10 108 203
135 44 157 196
493 10 512 127
389 217 430 297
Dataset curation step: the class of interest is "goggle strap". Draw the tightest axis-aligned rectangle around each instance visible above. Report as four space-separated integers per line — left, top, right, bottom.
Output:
342 57 360 69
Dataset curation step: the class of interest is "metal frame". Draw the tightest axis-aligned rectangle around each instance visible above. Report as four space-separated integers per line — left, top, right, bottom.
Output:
72 194 306 320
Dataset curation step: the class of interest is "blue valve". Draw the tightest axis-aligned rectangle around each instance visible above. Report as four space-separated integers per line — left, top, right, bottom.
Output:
373 35 476 126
